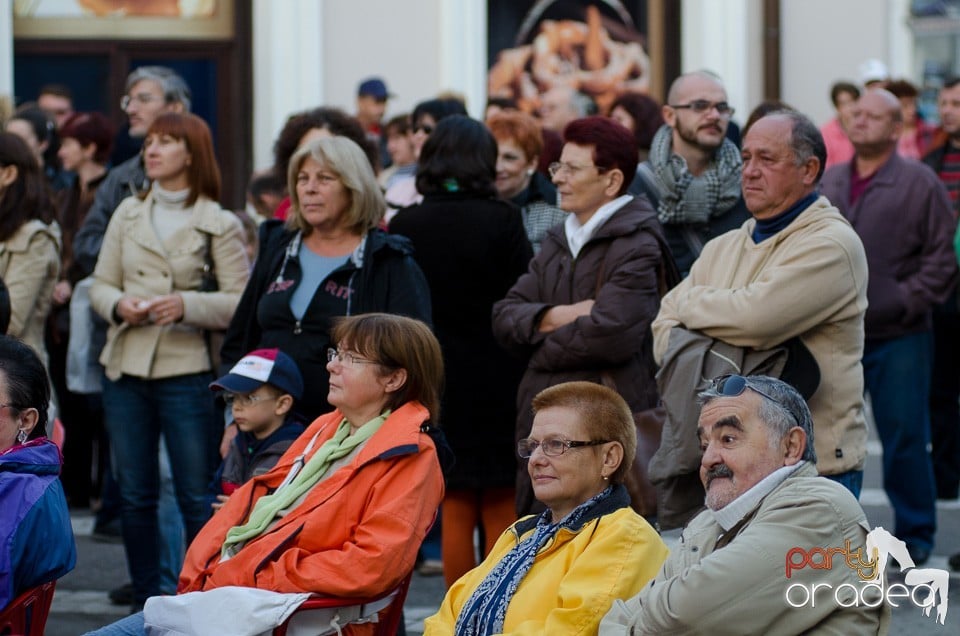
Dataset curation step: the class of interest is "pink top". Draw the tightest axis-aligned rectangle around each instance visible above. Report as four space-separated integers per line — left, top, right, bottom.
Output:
821 118 855 169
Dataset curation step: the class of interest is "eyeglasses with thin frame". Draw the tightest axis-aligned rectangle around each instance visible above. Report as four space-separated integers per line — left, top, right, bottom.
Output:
223 391 279 409
669 100 735 118
517 437 611 458
326 348 378 366
0 403 23 414
547 161 609 179
120 93 162 110
710 374 798 426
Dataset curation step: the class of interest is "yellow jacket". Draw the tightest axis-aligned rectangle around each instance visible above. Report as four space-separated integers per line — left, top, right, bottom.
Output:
90 193 249 380
0 219 60 365
425 494 668 635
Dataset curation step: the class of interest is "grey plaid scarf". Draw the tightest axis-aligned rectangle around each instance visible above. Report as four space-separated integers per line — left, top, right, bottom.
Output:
648 124 742 225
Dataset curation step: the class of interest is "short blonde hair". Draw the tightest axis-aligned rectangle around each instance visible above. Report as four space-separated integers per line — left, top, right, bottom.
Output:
532 381 636 484
286 136 385 235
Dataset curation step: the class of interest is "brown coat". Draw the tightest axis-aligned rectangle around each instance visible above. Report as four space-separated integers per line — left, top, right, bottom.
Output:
492 197 668 515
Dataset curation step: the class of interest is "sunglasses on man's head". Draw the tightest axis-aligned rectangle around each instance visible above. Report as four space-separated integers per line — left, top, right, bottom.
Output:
710 374 799 425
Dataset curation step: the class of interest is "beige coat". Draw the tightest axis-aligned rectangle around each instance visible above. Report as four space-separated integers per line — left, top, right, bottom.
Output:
652 196 869 476
90 194 249 380
0 219 61 365
599 463 890 635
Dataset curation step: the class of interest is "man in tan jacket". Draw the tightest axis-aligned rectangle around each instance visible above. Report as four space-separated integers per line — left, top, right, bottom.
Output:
600 376 888 635
651 111 869 523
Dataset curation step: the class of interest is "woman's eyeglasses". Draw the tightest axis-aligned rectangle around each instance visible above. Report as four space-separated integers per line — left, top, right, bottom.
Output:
413 124 434 135
517 437 610 458
326 348 378 366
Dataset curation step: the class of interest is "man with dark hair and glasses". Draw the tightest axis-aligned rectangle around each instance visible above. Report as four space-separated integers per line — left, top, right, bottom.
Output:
600 375 888 635
628 70 749 276
652 110 870 526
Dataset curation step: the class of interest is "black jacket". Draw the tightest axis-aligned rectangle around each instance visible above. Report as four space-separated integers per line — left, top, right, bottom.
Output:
220 221 432 420
391 192 533 489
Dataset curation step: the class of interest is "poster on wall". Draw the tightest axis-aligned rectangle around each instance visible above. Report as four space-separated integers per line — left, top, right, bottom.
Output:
487 0 650 115
13 0 233 38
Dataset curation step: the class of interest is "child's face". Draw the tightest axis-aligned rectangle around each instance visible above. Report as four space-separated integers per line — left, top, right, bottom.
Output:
227 388 284 438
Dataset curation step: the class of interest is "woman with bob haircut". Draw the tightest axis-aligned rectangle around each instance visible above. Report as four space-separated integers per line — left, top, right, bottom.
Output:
0 335 76 612
608 91 664 161
0 131 61 372
89 313 446 636
493 116 675 517
486 111 566 252
269 106 377 220
221 136 431 422
90 112 251 608
426 381 667 635
391 115 532 588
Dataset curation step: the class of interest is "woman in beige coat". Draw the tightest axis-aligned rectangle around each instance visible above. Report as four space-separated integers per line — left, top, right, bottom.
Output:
90 113 249 608
0 132 61 366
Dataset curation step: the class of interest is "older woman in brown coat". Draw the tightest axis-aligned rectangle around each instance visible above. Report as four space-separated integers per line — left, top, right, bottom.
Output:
492 116 672 516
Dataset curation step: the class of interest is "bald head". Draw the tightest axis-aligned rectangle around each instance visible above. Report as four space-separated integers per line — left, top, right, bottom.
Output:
667 71 725 105
847 88 902 157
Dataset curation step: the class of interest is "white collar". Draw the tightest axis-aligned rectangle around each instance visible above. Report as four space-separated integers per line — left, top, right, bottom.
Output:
563 195 632 258
710 461 807 531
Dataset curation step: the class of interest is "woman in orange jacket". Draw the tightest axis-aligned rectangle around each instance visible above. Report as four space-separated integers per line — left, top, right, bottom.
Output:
88 313 446 635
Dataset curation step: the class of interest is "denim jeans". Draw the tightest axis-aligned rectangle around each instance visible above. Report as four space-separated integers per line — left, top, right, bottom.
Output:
84 611 145 636
102 372 219 605
824 469 864 499
158 439 185 594
863 332 937 551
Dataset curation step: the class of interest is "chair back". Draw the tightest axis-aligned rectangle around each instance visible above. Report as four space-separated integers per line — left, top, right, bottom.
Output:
273 572 413 636
0 580 57 636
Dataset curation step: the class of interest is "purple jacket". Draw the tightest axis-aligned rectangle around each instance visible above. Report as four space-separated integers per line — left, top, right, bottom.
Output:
820 152 958 339
0 439 76 610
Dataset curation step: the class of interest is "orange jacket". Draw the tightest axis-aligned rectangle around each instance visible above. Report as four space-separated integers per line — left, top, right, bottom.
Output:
179 402 443 598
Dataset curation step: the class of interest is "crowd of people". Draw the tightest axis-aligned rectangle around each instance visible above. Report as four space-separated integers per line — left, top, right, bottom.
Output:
0 58 956 635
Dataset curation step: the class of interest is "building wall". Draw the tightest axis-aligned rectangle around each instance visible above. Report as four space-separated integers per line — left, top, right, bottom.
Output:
780 0 912 127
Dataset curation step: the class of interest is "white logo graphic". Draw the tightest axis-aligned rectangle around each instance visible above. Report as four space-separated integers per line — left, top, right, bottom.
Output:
865 527 949 625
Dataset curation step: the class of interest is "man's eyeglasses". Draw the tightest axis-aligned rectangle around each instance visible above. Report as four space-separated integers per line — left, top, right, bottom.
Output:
710 374 798 425
547 162 608 179
223 392 278 408
326 348 378 366
669 100 735 118
120 93 162 110
517 437 610 458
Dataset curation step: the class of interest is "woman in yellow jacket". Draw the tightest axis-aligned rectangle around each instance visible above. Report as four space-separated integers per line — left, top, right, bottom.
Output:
0 132 61 368
425 382 668 635
90 113 249 609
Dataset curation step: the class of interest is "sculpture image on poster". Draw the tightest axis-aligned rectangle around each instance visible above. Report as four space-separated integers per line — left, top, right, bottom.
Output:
488 0 650 115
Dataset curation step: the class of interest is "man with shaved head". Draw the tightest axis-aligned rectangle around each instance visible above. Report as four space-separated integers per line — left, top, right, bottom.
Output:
629 71 748 275
821 88 958 565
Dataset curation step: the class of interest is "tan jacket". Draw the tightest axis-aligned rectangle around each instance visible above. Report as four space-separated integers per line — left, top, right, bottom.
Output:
90 193 249 380
599 463 889 635
652 197 869 475
0 219 61 364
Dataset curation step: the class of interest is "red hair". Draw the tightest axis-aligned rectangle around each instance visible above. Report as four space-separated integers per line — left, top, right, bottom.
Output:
563 116 638 196
145 113 220 204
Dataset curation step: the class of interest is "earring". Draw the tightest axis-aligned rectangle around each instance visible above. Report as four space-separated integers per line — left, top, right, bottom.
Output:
16 428 27 445
601 473 609 481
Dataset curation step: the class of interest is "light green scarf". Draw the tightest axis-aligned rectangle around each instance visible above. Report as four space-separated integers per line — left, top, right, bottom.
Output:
221 411 389 558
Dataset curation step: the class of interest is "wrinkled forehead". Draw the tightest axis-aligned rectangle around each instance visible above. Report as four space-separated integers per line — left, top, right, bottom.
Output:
697 393 762 436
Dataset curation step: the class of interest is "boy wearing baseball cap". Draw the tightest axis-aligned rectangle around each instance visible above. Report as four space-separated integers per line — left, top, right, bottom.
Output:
208 349 305 511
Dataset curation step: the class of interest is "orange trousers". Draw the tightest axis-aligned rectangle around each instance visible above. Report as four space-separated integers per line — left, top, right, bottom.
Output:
441 486 517 588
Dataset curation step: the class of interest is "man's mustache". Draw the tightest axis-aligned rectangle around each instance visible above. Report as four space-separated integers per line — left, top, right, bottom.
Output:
705 464 733 488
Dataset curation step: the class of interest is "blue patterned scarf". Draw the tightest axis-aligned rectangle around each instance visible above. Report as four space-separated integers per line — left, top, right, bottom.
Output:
453 486 614 635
